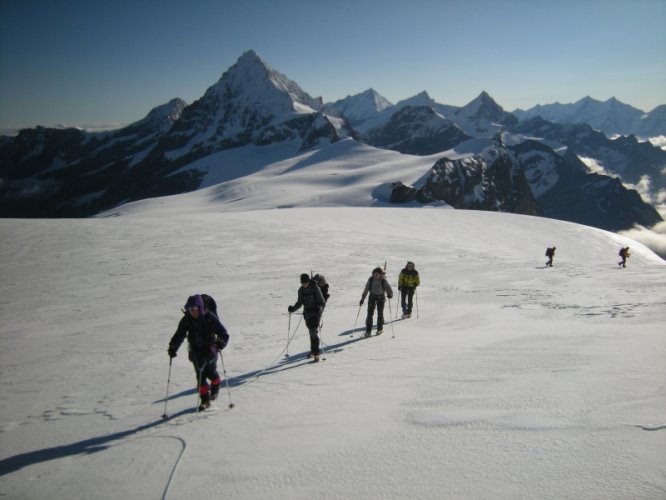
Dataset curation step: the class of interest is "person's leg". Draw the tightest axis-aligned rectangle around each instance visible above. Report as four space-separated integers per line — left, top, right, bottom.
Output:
376 298 385 331
193 361 211 409
204 360 221 400
365 297 376 334
305 315 320 356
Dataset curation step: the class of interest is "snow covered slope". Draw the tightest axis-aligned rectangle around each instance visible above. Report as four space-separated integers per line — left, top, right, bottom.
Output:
1 205 664 499
100 138 445 215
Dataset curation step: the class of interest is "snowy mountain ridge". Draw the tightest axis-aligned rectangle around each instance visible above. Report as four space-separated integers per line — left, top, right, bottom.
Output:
0 50 664 244
513 96 665 137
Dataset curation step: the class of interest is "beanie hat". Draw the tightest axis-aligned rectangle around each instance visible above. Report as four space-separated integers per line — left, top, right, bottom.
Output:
300 273 310 284
372 267 384 275
184 294 205 312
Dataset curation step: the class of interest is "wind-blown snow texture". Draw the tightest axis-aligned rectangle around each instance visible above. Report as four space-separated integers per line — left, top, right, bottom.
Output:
1 205 665 499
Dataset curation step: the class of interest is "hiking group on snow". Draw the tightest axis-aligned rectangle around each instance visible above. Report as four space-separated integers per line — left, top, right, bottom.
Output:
165 261 420 412
165 245 632 413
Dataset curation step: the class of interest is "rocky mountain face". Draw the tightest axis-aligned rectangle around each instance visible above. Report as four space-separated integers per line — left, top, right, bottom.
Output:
0 98 188 217
511 117 666 194
422 141 539 215
364 106 470 155
0 51 351 217
511 140 662 231
391 137 662 231
0 51 663 234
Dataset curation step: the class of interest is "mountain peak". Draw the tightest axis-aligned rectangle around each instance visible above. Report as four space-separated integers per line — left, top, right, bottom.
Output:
394 91 434 109
323 88 392 124
457 91 504 118
238 49 262 62
204 50 322 118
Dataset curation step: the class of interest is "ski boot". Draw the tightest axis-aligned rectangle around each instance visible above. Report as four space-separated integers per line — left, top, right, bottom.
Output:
198 393 211 412
210 383 220 401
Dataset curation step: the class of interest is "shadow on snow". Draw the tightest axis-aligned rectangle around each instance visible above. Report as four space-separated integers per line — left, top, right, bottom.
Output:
0 324 397 476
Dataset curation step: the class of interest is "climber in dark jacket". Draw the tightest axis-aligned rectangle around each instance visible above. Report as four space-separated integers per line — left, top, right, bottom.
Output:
545 247 556 267
360 267 393 337
168 294 229 410
288 273 326 362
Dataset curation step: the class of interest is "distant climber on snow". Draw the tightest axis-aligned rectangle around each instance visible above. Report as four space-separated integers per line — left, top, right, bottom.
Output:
545 246 556 267
398 261 420 318
360 267 393 337
618 247 630 268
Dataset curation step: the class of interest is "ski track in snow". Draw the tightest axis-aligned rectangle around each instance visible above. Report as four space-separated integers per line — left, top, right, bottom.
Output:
1 207 665 499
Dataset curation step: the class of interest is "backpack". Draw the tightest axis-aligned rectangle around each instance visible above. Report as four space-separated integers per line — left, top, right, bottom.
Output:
201 294 218 315
312 274 330 302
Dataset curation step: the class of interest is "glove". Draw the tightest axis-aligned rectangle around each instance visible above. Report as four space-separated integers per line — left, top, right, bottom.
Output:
398 286 402 291
359 299 364 306
387 294 393 299
215 338 227 351
288 305 294 313
167 346 177 358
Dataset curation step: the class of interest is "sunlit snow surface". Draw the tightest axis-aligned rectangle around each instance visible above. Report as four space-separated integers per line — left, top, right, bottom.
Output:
1 203 664 499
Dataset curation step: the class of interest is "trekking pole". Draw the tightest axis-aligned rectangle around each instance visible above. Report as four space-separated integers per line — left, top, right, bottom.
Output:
319 312 327 361
196 364 206 412
162 358 173 419
218 350 235 409
286 312 292 357
387 297 396 339
352 304 362 337
395 288 401 319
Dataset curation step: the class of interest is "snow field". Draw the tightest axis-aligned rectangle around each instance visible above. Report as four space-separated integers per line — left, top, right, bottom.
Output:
0 207 664 499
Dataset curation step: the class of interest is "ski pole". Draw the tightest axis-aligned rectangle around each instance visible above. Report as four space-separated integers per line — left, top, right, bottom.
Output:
162 357 173 419
416 288 419 318
196 363 206 412
286 312 292 357
218 350 235 409
319 309 327 360
387 297 396 339
352 304 362 337
395 288 401 319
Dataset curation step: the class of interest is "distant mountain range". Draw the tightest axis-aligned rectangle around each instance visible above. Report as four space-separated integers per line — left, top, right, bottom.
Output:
0 50 664 234
513 97 666 137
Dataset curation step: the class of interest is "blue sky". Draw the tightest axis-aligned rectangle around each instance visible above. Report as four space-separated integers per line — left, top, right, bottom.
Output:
1 0 664 131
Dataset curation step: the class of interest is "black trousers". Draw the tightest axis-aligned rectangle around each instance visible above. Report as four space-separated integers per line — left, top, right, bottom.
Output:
401 287 415 314
366 294 385 332
190 352 220 394
304 309 321 355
